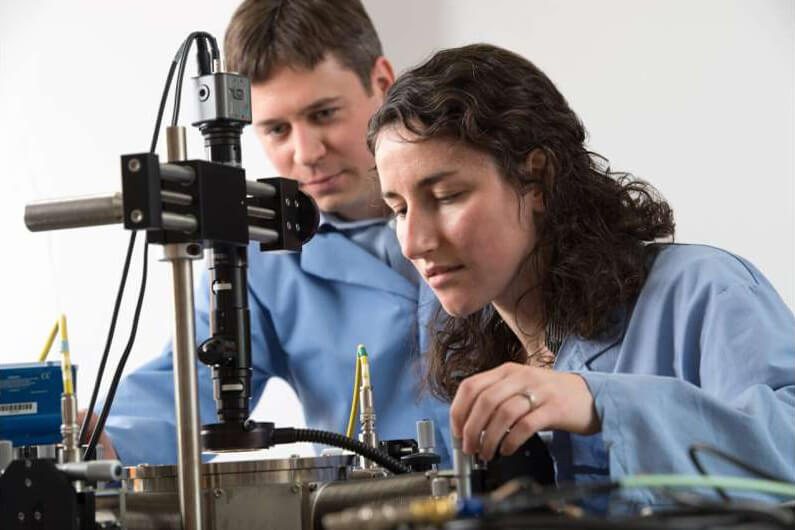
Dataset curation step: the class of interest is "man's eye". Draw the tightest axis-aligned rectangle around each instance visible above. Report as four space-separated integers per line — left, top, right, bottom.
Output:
312 107 339 122
266 123 289 137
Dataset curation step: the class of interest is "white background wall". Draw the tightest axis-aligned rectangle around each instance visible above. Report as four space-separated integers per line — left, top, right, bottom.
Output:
1 0 792 457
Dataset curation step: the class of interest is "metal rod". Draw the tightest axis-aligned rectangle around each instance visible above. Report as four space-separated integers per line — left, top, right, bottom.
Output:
246 205 275 219
162 212 198 233
24 193 123 232
165 244 204 530
246 180 276 198
162 190 193 206
166 126 187 162
248 225 279 244
160 163 196 185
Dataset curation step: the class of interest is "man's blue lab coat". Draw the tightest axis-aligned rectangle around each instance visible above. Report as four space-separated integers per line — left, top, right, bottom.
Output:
552 244 795 508
101 231 451 466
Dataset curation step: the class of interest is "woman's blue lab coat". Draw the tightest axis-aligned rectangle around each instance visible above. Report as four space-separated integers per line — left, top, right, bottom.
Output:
553 244 794 507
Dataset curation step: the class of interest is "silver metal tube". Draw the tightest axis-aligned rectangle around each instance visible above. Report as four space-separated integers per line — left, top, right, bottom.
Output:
248 225 279 244
246 180 276 198
162 190 193 206
60 393 80 464
451 436 473 498
164 244 204 530
358 387 378 470
247 205 276 219
166 126 187 162
162 212 198 233
160 163 196 185
57 460 123 482
24 192 123 232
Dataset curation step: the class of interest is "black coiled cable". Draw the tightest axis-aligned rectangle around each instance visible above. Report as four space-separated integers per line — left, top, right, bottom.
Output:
272 428 411 475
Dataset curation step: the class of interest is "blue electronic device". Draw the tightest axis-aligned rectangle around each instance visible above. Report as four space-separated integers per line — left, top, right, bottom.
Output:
0 361 77 447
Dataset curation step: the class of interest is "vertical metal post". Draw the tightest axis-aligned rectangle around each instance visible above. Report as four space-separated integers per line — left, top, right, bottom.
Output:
164 125 204 530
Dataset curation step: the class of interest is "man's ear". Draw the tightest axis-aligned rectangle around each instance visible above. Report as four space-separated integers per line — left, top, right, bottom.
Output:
370 56 395 97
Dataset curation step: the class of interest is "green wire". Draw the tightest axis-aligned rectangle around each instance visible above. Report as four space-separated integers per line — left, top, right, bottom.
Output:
621 474 795 498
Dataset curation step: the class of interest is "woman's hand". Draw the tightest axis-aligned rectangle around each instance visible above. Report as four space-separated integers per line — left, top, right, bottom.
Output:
449 362 600 460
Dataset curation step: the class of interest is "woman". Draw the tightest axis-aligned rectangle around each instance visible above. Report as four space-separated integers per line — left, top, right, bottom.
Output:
367 44 794 507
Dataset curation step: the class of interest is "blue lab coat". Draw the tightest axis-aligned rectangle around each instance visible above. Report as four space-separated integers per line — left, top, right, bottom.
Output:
552 244 795 508
101 231 451 466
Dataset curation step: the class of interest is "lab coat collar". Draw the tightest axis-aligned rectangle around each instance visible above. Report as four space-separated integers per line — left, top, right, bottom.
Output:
300 230 418 300
555 306 629 371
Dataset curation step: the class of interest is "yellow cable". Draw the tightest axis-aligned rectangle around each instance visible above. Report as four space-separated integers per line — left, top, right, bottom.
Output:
345 356 361 437
59 314 74 395
38 320 60 362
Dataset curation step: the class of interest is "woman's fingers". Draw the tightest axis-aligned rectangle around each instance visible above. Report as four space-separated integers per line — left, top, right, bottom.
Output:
450 362 521 439
477 391 542 460
460 368 544 454
500 402 551 456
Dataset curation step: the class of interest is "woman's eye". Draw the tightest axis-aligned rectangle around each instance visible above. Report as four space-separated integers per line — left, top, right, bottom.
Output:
391 207 406 219
436 192 463 204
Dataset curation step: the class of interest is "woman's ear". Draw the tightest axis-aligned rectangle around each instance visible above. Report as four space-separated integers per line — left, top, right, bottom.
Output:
524 148 549 214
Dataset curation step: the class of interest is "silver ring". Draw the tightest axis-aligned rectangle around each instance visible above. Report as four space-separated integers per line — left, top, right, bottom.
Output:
523 388 538 412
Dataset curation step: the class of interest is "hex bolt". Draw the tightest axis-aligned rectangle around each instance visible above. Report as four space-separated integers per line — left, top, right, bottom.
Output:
128 158 141 173
130 209 144 224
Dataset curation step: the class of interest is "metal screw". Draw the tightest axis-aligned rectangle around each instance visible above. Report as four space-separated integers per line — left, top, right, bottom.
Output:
24 478 31 487
290 484 300 494
25 459 32 468
130 209 144 223
308 483 317 492
285 198 290 206
213 489 223 499
34 511 41 521
128 158 141 173
296 223 301 232
198 85 210 101
17 512 24 521
186 243 201 257
286 222 292 231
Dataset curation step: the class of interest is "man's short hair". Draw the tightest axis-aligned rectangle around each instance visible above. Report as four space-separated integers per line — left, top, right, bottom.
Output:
225 0 383 92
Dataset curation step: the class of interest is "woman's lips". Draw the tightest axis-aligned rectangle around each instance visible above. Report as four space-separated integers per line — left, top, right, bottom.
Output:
425 265 464 287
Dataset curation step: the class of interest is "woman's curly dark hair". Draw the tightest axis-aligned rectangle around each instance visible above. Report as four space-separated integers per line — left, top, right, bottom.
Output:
366 44 674 401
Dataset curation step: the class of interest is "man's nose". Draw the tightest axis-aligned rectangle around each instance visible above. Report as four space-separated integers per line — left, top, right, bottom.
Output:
400 208 438 260
292 125 326 169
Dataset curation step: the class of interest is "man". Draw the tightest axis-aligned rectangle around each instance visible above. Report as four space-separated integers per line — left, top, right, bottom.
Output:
89 0 450 466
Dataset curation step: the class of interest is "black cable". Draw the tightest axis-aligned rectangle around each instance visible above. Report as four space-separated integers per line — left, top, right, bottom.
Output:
84 242 148 460
171 32 219 127
272 428 411 474
688 443 789 502
78 232 136 446
81 44 180 459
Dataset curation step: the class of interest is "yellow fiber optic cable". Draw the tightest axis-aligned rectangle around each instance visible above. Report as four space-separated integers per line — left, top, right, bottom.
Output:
59 314 74 396
38 320 60 362
345 349 363 437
